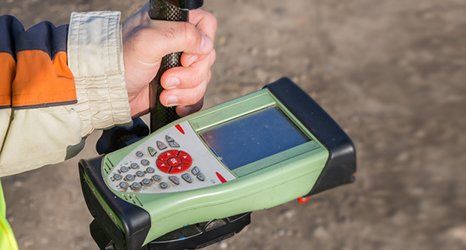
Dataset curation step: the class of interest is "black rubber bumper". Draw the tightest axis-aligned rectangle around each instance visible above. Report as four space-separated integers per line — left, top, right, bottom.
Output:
265 78 357 195
79 157 151 250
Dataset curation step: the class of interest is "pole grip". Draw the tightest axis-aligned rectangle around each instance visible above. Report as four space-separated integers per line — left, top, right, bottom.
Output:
148 0 189 132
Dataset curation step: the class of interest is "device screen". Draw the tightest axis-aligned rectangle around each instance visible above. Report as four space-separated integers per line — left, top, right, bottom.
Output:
200 107 310 170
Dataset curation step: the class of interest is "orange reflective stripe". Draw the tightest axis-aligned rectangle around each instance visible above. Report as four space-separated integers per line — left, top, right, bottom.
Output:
12 50 76 107
0 53 15 107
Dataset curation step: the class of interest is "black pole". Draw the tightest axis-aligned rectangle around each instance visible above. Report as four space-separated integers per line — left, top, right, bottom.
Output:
148 0 204 132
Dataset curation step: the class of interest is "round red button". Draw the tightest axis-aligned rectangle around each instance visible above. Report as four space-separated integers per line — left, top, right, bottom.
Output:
156 150 193 174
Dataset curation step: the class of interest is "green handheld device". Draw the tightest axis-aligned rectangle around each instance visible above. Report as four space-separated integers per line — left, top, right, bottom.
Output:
79 78 356 250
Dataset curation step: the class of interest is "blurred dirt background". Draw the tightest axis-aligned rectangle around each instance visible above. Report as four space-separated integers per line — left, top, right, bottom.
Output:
1 0 466 249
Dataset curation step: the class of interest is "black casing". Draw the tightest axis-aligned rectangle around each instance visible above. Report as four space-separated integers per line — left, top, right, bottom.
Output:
266 78 356 195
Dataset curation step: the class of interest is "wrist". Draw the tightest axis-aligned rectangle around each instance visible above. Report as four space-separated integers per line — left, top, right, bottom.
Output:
68 11 132 137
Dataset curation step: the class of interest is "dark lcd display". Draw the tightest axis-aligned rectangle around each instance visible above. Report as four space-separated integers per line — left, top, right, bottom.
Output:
200 107 309 170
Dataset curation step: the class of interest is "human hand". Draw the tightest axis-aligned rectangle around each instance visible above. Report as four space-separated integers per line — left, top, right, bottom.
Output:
122 4 217 117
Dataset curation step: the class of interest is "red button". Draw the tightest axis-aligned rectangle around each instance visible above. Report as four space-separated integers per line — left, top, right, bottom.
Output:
170 166 185 174
156 158 170 173
158 150 178 162
167 157 182 167
178 151 192 165
156 150 193 174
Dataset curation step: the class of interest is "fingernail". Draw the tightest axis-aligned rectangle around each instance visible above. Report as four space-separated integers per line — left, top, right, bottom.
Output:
166 95 179 106
165 77 180 89
200 34 213 53
187 55 198 65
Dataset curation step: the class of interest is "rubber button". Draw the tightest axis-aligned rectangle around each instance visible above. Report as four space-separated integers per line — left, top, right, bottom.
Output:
168 141 180 148
165 135 175 142
159 150 178 162
141 159 150 166
152 175 162 182
159 182 169 189
169 176 180 185
113 174 122 181
142 178 152 186
135 151 144 158
148 147 157 156
125 174 135 182
130 163 139 169
181 173 193 183
157 150 192 174
119 182 129 190
136 171 145 177
191 166 200 176
197 173 205 181
120 166 129 173
130 182 142 191
167 157 182 167
178 151 192 163
157 141 167 150
146 167 155 174
156 159 170 173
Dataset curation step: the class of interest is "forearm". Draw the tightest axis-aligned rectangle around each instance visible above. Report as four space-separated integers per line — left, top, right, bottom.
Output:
0 13 131 177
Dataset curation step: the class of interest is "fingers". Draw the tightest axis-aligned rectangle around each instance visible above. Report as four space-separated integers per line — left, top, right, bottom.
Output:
159 71 211 107
134 21 214 66
161 50 215 89
189 9 218 41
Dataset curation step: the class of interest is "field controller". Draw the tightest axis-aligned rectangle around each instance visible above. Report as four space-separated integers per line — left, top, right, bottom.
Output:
79 78 356 249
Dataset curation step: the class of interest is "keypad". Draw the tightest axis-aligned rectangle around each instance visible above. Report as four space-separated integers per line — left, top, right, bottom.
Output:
108 124 235 194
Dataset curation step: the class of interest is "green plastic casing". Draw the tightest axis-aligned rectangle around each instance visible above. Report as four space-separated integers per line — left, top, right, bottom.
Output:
89 88 330 245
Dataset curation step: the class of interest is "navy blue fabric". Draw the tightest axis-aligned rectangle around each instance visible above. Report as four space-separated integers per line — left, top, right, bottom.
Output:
0 15 68 59
0 15 23 56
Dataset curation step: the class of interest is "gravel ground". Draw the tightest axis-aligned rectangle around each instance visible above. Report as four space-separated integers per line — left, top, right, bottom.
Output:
1 0 466 249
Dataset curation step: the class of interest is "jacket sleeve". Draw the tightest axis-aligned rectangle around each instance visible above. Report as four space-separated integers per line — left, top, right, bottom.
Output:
0 12 131 177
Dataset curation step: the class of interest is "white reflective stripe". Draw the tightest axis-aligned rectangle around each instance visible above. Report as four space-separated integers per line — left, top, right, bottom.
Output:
68 11 131 137
0 107 81 177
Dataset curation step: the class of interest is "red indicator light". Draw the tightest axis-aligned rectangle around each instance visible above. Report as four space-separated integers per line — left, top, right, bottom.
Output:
175 124 185 134
297 196 311 205
216 172 227 183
